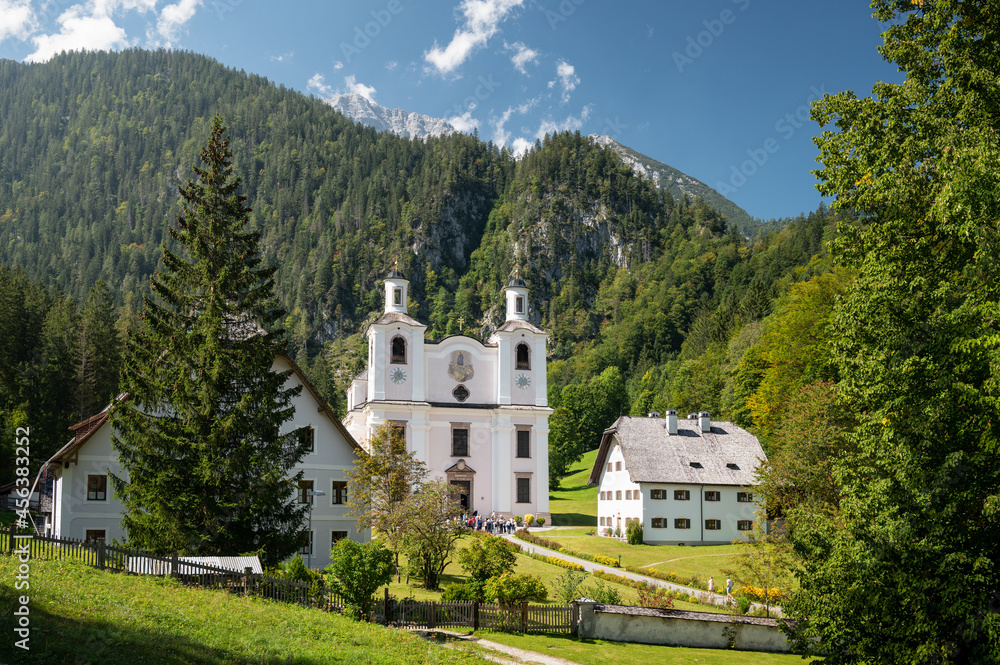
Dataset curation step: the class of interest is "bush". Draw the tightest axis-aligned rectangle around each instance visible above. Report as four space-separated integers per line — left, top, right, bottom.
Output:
524 514 535 527
513 515 522 525
326 539 394 620
285 555 311 582
583 579 622 604
553 569 587 603
636 581 673 609
458 535 517 599
535 516 545 527
625 520 643 545
593 554 619 568
484 572 548 605
735 595 752 615
441 582 480 602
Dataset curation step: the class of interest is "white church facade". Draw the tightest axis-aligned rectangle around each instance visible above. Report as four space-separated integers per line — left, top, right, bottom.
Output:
344 270 552 523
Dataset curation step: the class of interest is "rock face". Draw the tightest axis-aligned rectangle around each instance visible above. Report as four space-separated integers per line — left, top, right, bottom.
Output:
325 93 455 139
589 134 753 231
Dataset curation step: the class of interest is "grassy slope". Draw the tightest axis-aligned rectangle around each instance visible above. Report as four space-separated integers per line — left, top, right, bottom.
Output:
548 448 599 526
464 631 816 665
0 557 491 665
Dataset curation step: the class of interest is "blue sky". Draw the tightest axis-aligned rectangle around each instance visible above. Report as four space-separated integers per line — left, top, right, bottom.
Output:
0 0 902 220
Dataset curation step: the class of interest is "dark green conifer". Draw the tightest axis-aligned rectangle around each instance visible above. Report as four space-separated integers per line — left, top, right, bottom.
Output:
112 116 308 565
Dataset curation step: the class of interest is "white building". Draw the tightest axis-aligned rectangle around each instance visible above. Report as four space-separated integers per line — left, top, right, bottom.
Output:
343 270 552 522
589 410 766 545
41 354 367 569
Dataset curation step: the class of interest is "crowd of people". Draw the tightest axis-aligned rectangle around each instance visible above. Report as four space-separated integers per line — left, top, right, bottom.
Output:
460 510 518 534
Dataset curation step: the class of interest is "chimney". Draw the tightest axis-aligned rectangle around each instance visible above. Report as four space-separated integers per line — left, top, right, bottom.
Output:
699 411 711 433
648 411 661 419
687 413 698 420
665 409 678 435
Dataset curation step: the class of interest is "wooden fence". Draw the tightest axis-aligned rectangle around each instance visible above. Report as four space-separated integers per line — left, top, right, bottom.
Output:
2 524 577 634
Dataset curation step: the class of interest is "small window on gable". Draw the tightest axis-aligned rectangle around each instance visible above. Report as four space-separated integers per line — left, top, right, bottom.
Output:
615 461 622 471
515 295 524 314
726 463 740 470
625 490 631 500
391 336 406 364
515 343 530 370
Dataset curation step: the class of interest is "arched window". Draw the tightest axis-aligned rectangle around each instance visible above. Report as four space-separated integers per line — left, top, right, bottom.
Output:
391 336 406 364
515 343 530 370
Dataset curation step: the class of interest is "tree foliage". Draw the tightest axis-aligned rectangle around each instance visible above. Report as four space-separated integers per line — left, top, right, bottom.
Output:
325 538 394 620
111 116 307 565
400 480 465 590
784 3 1000 662
457 535 518 600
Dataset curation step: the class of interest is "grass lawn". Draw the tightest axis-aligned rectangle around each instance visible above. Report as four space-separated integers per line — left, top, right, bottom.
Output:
382 533 727 614
548 448 599 526
461 630 816 665
538 528 743 590
0 557 492 665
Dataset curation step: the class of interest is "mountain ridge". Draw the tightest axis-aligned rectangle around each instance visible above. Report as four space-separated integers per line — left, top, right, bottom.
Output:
323 92 455 139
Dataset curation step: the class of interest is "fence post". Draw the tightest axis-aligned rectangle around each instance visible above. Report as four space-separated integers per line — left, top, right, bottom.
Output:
429 602 436 629
7 523 14 555
521 601 528 633
171 552 179 579
570 601 579 634
473 602 479 631
383 588 390 626
97 541 106 570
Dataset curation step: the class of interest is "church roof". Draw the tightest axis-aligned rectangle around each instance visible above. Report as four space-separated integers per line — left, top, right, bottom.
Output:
589 416 766 487
372 311 426 327
494 319 545 334
387 269 406 279
508 276 527 288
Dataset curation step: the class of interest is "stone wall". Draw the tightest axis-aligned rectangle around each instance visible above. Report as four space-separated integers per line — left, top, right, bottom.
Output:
576 602 792 653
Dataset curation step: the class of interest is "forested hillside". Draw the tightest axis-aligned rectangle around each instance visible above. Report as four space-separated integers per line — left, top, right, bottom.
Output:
0 49 838 486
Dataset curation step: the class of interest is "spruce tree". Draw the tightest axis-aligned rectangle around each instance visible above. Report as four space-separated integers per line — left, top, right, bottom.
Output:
112 116 309 565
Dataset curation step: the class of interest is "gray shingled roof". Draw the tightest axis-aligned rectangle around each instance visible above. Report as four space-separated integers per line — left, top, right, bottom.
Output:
590 416 766 486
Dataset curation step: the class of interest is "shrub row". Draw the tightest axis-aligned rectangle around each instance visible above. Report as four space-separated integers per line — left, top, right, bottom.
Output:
738 585 783 602
593 554 619 568
591 571 704 605
514 529 598 564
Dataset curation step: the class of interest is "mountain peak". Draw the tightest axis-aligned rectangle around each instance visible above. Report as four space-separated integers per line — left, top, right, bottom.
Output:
324 93 455 139
589 134 753 231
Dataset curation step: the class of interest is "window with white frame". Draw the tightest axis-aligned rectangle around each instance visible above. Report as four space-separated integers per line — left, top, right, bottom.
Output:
705 519 722 531
674 489 690 501
674 518 691 529
737 491 753 503
705 490 721 502
87 475 107 501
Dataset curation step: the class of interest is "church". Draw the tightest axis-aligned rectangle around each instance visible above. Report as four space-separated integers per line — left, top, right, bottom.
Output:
343 269 552 523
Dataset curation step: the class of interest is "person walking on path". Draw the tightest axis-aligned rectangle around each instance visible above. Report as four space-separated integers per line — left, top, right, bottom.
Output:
708 576 715 595
725 576 734 598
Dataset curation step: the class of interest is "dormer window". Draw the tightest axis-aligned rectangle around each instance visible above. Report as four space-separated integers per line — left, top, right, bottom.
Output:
515 295 524 314
391 336 406 364
515 343 530 370
393 287 403 306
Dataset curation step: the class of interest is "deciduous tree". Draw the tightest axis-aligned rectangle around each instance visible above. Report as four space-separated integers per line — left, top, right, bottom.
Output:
787 3 1000 662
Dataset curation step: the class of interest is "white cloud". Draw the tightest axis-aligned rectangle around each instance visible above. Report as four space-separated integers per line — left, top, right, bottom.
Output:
385 60 398 71
535 105 592 139
156 0 201 44
343 75 376 102
510 137 532 156
270 51 293 63
307 73 334 98
0 0 36 42
505 41 537 75
424 0 524 75
333 61 344 70
551 60 579 104
448 111 479 133
27 4 129 62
